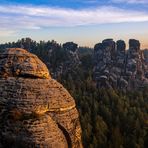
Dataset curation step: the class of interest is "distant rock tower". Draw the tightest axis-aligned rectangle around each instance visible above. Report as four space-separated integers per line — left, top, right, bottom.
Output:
0 48 83 148
94 39 148 90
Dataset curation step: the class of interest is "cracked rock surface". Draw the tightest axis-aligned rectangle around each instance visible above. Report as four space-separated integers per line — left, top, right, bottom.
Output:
0 48 82 148
94 39 148 90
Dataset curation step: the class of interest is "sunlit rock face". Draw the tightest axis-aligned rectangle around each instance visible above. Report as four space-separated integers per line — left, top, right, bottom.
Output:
94 39 148 90
0 48 50 79
0 48 82 148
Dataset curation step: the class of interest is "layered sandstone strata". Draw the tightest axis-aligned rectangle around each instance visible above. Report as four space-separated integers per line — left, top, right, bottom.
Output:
0 48 82 148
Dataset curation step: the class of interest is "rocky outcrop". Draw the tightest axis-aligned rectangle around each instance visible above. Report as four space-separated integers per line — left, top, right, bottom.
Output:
144 49 148 63
143 49 148 78
94 39 115 88
94 39 148 90
0 48 82 148
53 42 81 78
0 38 81 80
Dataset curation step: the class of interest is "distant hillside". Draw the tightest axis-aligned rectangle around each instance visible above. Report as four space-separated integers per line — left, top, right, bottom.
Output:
0 38 148 148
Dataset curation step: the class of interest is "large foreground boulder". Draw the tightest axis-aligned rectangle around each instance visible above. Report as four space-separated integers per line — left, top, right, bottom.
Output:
0 48 82 148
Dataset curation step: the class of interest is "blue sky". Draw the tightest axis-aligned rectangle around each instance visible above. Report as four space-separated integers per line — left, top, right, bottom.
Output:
0 0 148 48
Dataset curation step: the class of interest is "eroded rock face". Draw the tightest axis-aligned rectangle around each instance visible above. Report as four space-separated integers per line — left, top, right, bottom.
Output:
94 39 118 89
94 39 148 90
0 48 82 148
143 49 148 78
0 48 50 79
53 42 81 78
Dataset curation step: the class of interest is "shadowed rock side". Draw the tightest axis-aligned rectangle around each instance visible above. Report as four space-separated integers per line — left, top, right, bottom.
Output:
50 42 81 79
0 48 82 148
143 49 148 78
94 39 148 90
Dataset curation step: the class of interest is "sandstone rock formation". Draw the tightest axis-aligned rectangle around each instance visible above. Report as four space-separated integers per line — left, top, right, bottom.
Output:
52 42 81 78
0 48 82 148
144 49 148 63
94 39 148 90
143 49 148 78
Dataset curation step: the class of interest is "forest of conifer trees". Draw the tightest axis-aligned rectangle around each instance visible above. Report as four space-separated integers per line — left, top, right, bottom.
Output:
0 38 147 148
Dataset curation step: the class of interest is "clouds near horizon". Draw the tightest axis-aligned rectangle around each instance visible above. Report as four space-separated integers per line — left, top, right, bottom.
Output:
0 0 148 48
111 0 148 4
0 4 148 36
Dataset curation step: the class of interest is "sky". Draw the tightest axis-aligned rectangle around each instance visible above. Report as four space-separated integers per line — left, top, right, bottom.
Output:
0 0 148 48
